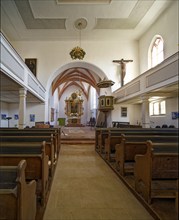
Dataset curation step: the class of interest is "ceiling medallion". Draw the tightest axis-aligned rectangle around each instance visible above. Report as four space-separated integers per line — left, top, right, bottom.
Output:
70 18 87 60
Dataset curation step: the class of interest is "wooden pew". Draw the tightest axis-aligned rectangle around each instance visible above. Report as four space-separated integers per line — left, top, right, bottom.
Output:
95 128 109 153
0 141 55 177
0 141 49 206
95 128 178 156
0 130 59 158
134 141 178 206
0 160 37 220
0 127 61 154
115 135 178 176
0 134 56 175
24 127 61 154
104 128 178 162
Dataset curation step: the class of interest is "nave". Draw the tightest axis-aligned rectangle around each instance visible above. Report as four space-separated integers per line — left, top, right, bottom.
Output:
43 128 153 220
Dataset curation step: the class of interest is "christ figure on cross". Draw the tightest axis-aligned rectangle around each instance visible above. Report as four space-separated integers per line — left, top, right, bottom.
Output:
113 58 133 87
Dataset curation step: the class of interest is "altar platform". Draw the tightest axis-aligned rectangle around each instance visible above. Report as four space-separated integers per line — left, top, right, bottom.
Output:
61 126 95 144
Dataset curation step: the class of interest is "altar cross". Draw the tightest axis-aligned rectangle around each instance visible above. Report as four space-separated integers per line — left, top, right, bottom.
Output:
113 58 133 86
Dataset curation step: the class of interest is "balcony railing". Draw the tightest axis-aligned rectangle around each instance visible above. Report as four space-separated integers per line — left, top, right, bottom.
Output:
113 52 178 103
0 32 45 102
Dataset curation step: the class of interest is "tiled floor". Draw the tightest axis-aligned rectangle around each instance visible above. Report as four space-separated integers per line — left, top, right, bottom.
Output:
43 143 154 220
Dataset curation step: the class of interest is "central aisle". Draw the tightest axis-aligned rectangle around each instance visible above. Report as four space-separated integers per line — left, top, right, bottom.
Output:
43 144 153 220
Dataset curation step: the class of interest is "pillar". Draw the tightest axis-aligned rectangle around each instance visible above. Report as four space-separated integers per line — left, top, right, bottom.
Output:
18 88 27 129
141 96 150 128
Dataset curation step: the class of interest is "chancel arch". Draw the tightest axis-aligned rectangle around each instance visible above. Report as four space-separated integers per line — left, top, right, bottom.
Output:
46 61 110 125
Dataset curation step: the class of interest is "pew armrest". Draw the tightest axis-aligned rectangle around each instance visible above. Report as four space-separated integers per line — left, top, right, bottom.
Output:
21 180 37 220
134 153 151 203
17 160 37 220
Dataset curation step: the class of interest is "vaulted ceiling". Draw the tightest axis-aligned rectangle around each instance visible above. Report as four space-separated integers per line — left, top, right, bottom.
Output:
52 67 101 100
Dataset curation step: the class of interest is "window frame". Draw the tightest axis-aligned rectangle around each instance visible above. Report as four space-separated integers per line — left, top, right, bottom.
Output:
148 35 164 69
149 100 166 116
121 107 127 117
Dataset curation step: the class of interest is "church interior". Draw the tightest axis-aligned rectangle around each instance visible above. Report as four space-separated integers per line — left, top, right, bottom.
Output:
0 0 178 219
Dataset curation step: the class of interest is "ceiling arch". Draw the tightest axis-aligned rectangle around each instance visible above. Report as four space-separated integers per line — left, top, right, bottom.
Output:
52 67 101 100
58 81 89 101
48 61 109 101
46 61 108 94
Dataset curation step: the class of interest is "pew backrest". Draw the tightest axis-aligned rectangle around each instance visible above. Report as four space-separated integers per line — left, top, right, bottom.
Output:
0 160 37 220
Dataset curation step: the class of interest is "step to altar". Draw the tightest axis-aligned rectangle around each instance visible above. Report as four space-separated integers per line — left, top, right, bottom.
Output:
60 127 95 144
61 138 95 145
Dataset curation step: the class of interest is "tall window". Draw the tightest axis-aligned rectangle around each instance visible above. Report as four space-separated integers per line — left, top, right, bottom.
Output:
90 87 97 109
149 100 166 116
149 36 164 68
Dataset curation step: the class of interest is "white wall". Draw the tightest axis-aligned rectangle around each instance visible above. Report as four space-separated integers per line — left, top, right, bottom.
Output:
0 102 10 127
111 103 141 126
139 1 178 74
111 98 179 128
11 39 139 123
0 102 45 128
12 39 139 92
149 97 178 128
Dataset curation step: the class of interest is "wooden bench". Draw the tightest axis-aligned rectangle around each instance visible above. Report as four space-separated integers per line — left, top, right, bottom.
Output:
0 141 55 178
95 128 142 154
0 131 59 158
115 134 178 176
0 127 61 154
134 140 178 206
104 128 178 162
95 128 109 153
112 122 142 128
0 141 49 206
96 128 178 156
24 127 61 154
0 160 37 220
0 134 56 174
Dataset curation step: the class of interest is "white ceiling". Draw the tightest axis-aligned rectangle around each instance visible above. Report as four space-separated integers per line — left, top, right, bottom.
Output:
1 0 173 41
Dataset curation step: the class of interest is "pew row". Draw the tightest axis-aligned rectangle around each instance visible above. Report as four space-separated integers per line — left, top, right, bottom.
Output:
134 141 178 206
0 135 56 175
0 141 49 206
115 135 178 176
106 132 178 162
0 160 37 220
95 127 178 155
0 132 58 156
0 127 61 154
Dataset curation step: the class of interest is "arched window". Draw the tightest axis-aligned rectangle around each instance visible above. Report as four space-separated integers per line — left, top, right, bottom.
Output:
149 36 164 68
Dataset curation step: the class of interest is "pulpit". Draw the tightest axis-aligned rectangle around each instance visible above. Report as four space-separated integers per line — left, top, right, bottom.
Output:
97 95 114 127
65 92 84 126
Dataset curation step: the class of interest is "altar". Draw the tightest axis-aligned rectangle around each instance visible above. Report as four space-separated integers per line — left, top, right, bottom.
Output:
65 91 84 127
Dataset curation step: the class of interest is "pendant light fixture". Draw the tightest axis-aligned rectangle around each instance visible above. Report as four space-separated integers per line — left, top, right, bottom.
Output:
70 18 87 60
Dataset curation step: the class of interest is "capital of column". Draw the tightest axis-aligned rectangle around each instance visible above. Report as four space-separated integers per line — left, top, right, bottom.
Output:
19 88 27 96
140 95 149 103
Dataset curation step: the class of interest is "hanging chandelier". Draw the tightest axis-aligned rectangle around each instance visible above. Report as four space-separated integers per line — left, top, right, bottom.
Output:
70 18 87 60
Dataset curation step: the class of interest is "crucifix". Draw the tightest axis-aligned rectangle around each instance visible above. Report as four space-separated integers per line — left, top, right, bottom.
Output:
113 58 133 87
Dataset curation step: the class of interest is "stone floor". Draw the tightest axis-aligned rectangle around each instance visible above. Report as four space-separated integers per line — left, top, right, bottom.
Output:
43 139 154 220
